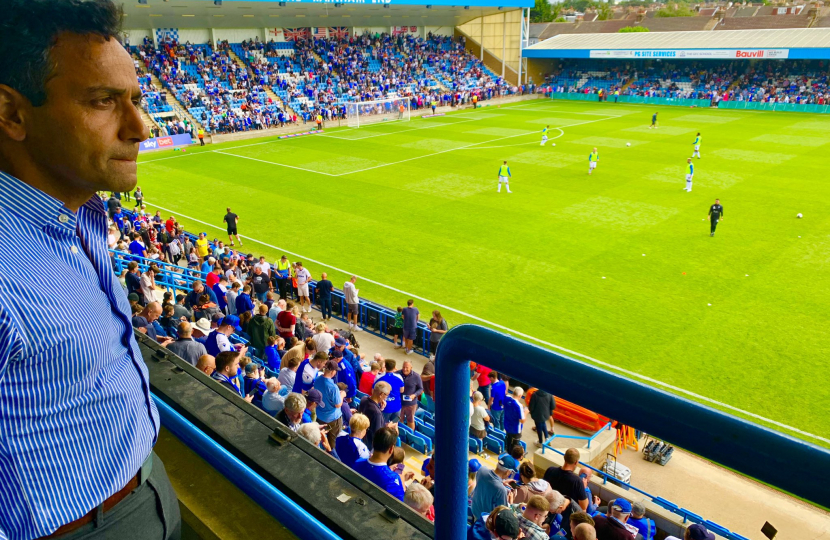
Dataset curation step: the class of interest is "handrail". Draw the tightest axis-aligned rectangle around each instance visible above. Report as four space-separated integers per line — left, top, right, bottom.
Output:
153 395 343 540
433 324 830 540
541 421 611 450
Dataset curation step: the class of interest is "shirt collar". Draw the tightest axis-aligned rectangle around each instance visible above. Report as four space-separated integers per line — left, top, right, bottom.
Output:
0 171 105 235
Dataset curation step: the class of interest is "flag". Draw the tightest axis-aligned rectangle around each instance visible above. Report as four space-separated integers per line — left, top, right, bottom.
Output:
313 27 327 39
268 28 282 37
392 26 406 35
283 28 310 41
329 27 349 39
410 26 417 32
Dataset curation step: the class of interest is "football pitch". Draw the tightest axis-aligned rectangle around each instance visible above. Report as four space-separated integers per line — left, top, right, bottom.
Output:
137 99 830 446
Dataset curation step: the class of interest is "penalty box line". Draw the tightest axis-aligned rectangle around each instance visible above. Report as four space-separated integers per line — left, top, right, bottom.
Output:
142 198 830 446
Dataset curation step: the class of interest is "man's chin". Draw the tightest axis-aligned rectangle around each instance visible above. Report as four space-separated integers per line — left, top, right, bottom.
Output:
106 161 139 192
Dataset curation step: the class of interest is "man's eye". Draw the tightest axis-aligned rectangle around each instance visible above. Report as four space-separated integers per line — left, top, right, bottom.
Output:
94 97 115 106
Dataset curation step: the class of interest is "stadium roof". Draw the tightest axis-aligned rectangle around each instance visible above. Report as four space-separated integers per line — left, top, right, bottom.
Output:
122 0 529 29
523 28 830 60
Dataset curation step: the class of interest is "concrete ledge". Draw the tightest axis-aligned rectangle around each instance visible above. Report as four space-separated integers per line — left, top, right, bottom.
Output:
532 447 689 540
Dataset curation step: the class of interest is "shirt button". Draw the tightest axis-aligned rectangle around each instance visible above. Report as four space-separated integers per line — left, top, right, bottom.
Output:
70 246 79 254
58 214 69 223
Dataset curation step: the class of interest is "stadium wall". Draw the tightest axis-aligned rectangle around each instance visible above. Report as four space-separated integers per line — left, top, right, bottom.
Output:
214 28 264 43
123 28 152 45
179 28 212 44
457 10 522 82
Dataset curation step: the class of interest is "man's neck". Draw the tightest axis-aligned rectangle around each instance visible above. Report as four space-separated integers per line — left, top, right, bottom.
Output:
561 464 576 472
368 452 390 465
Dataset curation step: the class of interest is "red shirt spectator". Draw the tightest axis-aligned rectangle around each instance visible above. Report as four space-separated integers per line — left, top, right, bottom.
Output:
206 270 220 289
165 218 175 233
359 371 377 395
277 309 296 340
476 365 492 389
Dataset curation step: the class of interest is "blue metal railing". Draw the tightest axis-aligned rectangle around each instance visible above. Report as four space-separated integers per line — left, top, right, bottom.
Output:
537 446 751 540
153 396 343 540
433 324 830 540
541 421 611 450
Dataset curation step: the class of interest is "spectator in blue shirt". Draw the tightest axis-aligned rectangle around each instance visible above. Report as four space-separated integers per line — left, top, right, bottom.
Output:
332 350 357 401
186 280 218 308
313 359 343 450
628 501 656 540
470 454 519 519
503 387 526 454
580 468 601 514
335 413 371 469
374 359 404 423
235 284 254 317
128 232 146 258
353 427 413 501
488 371 507 431
125 261 142 299
316 272 334 320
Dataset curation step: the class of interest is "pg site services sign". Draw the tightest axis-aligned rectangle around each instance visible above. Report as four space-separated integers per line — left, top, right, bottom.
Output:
589 49 789 60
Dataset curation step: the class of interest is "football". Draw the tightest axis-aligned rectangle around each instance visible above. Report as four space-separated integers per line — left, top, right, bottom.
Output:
626 142 631 147
551 143 556 147
797 213 803 218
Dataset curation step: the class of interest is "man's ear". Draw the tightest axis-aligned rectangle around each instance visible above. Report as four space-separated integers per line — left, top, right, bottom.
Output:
0 85 29 142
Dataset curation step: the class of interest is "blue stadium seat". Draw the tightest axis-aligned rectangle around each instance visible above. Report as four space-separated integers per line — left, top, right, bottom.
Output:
468 437 483 454
484 435 504 454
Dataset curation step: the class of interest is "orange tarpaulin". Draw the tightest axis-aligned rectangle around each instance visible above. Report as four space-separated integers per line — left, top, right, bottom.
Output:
525 388 614 433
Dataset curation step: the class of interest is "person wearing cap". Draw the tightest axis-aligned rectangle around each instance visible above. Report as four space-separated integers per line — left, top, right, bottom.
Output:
313 359 343 449
335 335 364 381
192 318 212 341
374 359 405 424
292 350 328 394
468 506 522 540
305 388 323 421
243 362 268 405
353 427 413 501
627 501 655 540
471 454 520 519
167 321 208 366
332 350 358 402
211 351 253 403
335 413 371 469
204 315 246 357
593 498 634 540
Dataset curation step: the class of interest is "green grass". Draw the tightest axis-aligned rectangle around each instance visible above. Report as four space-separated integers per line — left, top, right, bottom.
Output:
137 99 830 446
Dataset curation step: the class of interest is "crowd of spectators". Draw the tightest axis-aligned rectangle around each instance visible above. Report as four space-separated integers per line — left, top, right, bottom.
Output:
539 59 830 105
107 192 719 540
129 32 537 135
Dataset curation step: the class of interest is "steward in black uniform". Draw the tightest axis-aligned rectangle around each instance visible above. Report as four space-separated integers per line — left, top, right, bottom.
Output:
708 199 724 236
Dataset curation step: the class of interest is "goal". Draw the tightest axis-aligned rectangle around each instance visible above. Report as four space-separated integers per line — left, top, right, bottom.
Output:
344 97 411 128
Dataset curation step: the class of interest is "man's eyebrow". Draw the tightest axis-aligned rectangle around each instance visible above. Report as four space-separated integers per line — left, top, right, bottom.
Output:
84 86 142 100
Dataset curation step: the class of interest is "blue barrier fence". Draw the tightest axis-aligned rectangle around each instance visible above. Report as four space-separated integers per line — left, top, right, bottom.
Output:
153 395 343 540
542 421 611 450
433 325 830 540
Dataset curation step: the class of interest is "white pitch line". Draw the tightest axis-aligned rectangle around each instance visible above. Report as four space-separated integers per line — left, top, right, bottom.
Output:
213 150 337 176
142 199 830 445
320 116 483 141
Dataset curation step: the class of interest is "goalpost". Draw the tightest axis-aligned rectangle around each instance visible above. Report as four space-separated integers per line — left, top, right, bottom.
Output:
344 97 411 128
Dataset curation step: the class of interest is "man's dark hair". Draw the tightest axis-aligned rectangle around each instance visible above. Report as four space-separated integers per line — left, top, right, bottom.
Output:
384 359 396 372
215 351 239 373
175 294 185 303
372 427 397 454
0 0 123 106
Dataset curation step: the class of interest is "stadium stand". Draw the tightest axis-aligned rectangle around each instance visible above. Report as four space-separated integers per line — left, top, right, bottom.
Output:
106 198 808 540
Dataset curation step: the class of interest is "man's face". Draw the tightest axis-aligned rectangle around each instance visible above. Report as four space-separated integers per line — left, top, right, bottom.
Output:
286 408 302 423
402 362 412 376
525 508 548 526
227 356 240 375
194 283 203 293
20 34 148 195
147 307 161 322
254 267 261 274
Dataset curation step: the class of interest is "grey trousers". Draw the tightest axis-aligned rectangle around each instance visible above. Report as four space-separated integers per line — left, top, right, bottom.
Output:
58 453 180 540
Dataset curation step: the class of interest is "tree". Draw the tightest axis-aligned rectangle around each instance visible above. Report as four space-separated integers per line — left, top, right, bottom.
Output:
596 0 613 20
530 0 553 22
654 4 696 17
619 25 650 31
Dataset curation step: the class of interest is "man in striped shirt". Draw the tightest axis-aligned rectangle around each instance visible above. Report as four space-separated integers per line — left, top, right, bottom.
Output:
0 1 180 538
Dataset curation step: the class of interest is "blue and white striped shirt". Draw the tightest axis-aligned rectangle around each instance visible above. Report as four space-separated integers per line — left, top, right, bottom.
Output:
0 172 159 540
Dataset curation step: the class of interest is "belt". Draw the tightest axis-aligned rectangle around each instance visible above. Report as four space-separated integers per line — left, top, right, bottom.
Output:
44 453 154 539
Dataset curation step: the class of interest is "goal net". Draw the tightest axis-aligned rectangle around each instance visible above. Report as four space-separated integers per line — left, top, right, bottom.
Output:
345 97 411 128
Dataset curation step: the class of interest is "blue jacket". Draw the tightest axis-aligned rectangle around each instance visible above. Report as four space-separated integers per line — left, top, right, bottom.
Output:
186 286 217 308
467 514 491 540
235 293 254 315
